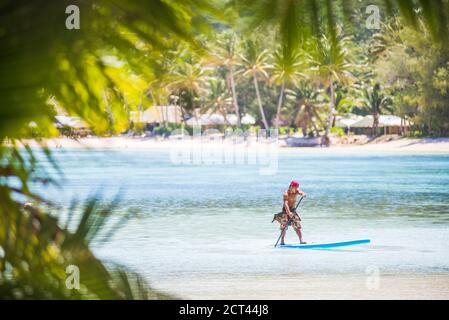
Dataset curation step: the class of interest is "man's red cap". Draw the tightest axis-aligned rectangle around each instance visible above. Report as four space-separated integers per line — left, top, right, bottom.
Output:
290 180 299 188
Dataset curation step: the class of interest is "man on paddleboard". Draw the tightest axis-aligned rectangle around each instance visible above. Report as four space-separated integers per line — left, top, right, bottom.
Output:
274 181 307 245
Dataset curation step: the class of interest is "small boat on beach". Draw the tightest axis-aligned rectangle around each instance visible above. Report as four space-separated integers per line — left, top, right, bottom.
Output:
285 137 321 147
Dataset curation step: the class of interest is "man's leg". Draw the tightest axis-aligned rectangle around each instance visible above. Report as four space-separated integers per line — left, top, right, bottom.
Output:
280 226 287 245
295 227 304 244
293 219 305 244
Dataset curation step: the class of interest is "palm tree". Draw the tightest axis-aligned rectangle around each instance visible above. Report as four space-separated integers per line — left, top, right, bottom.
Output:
169 61 210 96
333 90 355 127
212 32 243 126
361 82 393 135
2 1 447 137
168 59 211 117
146 52 177 125
204 79 233 123
270 45 306 129
308 35 355 145
0 0 221 138
240 39 271 129
285 84 326 137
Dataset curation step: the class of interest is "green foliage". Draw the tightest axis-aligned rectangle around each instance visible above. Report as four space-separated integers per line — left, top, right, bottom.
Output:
361 83 393 115
153 123 192 136
0 0 221 300
307 34 355 86
0 0 220 138
2 0 449 300
335 90 355 115
374 18 449 135
271 46 306 87
433 62 449 95
406 130 427 138
0 195 172 299
230 0 449 51
279 127 289 135
1 1 448 138
0 144 171 299
203 79 232 118
239 39 271 129
330 126 346 137
285 83 326 136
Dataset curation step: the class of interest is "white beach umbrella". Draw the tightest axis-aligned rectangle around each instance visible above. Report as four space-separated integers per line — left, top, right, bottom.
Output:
187 114 213 126
200 114 213 125
209 113 225 125
336 118 357 127
55 115 89 129
225 114 238 126
186 117 200 126
241 114 256 125
335 115 364 128
352 115 404 128
351 116 375 128
55 115 72 127
378 115 403 126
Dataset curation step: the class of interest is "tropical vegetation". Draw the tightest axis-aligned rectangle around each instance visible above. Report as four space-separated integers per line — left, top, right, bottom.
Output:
1 0 448 299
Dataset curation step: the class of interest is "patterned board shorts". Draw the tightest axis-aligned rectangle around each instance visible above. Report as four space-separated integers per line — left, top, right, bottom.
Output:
272 208 302 230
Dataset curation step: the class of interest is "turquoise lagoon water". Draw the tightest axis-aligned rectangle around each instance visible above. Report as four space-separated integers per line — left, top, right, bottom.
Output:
36 147 449 285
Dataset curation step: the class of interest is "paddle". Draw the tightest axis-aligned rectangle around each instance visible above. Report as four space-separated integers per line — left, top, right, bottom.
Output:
274 196 304 248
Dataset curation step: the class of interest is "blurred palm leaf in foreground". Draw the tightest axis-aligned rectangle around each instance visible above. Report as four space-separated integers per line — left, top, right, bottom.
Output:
0 181 172 299
231 0 449 51
0 142 171 299
0 0 221 299
1 1 448 138
0 0 220 137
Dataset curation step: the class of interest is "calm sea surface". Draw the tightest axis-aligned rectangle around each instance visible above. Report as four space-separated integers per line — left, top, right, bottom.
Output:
35 147 449 288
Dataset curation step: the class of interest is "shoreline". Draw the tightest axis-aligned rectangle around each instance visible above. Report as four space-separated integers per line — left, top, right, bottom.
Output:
16 136 449 153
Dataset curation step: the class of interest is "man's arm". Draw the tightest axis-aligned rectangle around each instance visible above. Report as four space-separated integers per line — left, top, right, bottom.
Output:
297 189 307 197
283 192 293 218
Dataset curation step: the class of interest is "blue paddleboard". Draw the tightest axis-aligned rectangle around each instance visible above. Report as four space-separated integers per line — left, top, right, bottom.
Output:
278 239 371 249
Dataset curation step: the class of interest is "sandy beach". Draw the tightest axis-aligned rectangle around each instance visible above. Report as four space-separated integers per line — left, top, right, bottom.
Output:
151 273 449 300
19 136 449 153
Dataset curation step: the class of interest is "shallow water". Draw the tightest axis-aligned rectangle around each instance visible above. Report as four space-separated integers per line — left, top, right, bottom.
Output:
35 147 449 296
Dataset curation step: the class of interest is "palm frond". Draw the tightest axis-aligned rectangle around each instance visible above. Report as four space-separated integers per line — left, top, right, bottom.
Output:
0 0 221 138
1 192 171 299
230 0 449 51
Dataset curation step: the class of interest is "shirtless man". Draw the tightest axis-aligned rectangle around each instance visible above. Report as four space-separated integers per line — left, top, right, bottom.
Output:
278 181 307 245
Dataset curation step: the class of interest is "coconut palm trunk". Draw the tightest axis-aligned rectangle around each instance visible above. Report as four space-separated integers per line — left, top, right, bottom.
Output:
324 78 335 145
229 66 241 127
275 81 286 129
400 118 403 136
180 106 185 124
222 109 230 125
312 119 320 137
253 71 269 130
373 112 379 136
301 106 309 136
